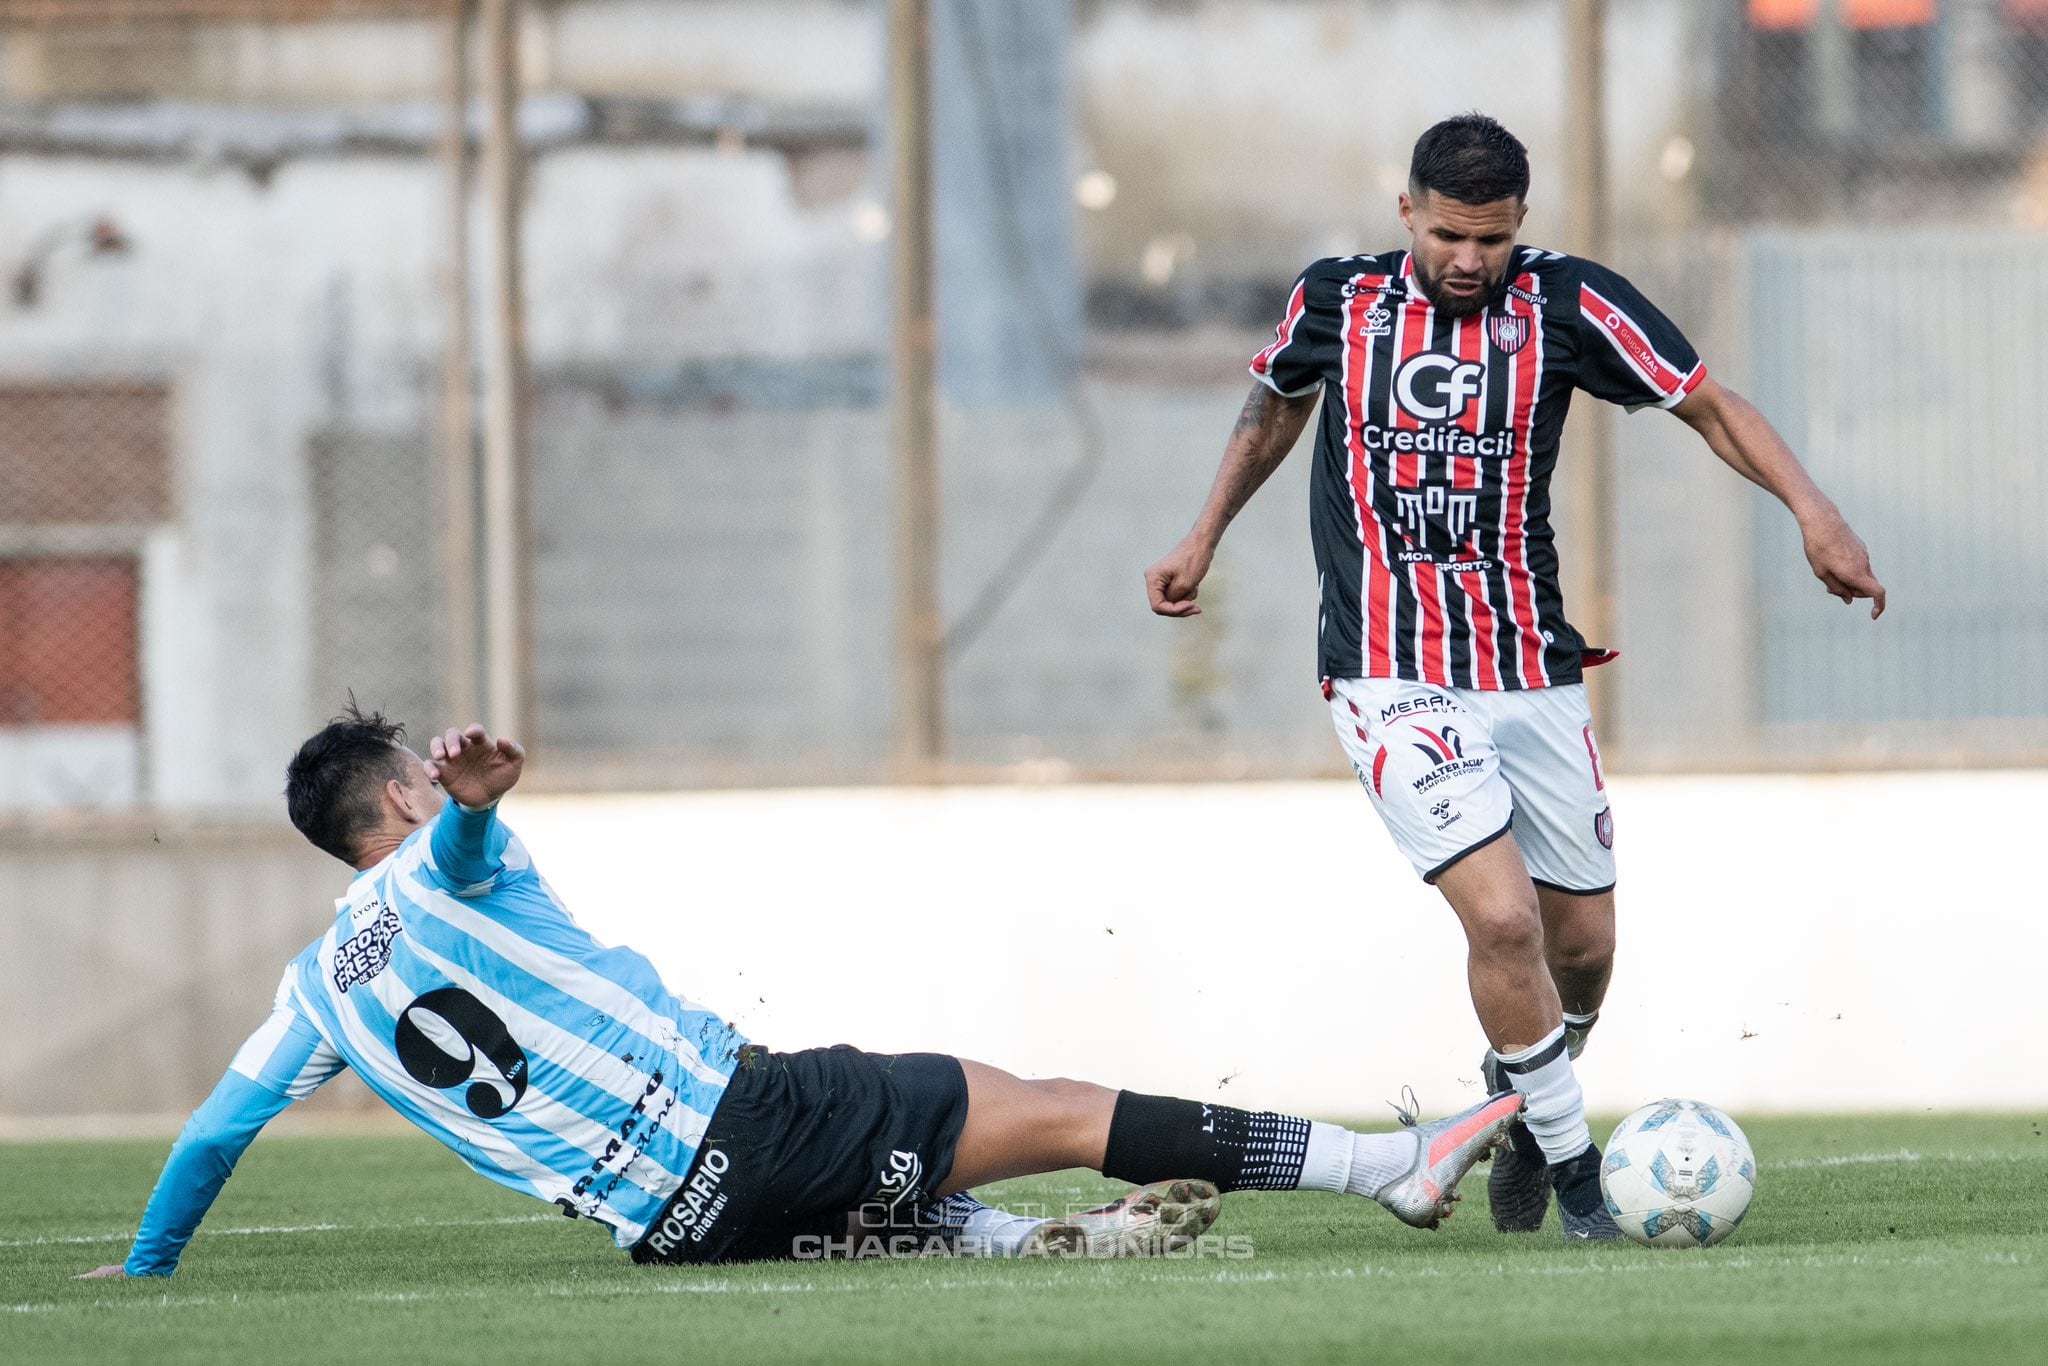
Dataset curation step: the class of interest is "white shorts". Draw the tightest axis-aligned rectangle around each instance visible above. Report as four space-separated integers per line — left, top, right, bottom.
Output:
1328 677 1616 891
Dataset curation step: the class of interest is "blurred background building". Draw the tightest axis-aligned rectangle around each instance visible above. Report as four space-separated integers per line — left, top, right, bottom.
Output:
3 0 2046 1114
4 0 2046 805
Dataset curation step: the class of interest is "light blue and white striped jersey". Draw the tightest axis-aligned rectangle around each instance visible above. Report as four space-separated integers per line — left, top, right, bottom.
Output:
124 802 746 1274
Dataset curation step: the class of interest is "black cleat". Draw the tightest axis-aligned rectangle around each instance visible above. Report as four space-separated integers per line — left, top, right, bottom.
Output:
1551 1143 1624 1242
1480 1052 1550 1232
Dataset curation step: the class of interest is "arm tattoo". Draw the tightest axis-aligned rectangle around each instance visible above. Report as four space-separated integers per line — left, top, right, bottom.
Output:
1231 383 1315 462
1231 385 1279 440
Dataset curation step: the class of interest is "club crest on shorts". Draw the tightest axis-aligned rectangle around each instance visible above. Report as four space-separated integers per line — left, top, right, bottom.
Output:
1488 312 1530 355
1594 807 1615 850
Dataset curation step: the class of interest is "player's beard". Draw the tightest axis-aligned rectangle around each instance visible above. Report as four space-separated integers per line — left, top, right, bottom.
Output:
1413 261 1502 320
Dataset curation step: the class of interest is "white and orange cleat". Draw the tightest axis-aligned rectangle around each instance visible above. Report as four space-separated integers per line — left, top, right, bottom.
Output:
1018 1179 1222 1258
1376 1091 1527 1229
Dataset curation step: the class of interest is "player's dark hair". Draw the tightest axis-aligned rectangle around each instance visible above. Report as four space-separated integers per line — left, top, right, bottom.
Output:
1409 112 1530 205
286 701 412 864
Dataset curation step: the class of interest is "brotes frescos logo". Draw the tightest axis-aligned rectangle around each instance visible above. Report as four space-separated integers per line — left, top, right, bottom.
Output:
333 900 401 993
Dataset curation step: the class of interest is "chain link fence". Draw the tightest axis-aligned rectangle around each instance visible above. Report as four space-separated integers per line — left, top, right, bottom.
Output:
2 0 2046 815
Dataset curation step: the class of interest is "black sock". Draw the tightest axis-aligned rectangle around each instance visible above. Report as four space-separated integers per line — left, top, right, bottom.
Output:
1505 1114 1547 1164
1100 1091 1310 1193
1549 1142 1605 1215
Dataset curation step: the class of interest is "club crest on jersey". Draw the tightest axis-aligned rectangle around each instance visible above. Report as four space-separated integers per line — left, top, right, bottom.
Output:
1488 313 1530 355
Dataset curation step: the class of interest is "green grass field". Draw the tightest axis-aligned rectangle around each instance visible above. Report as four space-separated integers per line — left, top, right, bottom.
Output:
5 1113 2044 1365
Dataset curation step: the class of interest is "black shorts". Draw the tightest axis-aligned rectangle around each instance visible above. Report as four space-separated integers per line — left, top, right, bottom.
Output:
631 1044 969 1265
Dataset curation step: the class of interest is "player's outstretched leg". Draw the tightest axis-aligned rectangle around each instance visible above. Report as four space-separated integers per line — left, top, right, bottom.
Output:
940 1059 1524 1251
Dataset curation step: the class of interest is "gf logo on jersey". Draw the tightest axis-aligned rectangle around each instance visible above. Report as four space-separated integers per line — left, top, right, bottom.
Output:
1394 351 1484 422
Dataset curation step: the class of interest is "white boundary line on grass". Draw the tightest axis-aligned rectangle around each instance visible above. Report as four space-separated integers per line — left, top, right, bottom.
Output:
7 1148 2043 1251
7 1247 2036 1317
12 1146 2031 1253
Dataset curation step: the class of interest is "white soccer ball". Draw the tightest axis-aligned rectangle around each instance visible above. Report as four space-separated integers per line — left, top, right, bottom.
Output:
1600 1098 1755 1248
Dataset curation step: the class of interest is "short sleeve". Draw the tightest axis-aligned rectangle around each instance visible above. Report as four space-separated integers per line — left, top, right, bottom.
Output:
1249 266 1340 398
1573 261 1706 411
227 972 346 1100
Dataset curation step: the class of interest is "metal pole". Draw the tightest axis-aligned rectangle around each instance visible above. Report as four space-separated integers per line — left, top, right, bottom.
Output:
1812 0 1857 142
1564 0 1616 737
888 0 945 771
478 0 533 741
439 0 479 726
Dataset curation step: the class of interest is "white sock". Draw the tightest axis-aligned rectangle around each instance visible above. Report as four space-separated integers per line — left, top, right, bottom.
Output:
1299 1121 1418 1199
1497 1024 1592 1164
953 1203 1047 1257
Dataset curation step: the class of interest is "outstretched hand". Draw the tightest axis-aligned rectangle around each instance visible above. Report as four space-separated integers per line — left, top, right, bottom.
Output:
423 724 526 809
75 1265 128 1280
1801 511 1887 619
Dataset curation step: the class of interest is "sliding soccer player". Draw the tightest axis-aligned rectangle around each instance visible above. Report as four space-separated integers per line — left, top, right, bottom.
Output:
81 709 1520 1277
1145 113 1883 1238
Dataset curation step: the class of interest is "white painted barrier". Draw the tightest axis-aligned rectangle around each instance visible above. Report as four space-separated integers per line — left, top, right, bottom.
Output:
509 771 2048 1120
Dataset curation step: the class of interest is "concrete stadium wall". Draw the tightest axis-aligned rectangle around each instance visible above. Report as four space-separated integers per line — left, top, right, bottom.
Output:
0 818 379 1118
7 771 2042 1124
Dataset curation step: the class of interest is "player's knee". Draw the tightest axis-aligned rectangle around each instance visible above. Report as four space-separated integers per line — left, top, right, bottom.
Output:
1551 933 1614 976
1032 1078 1115 1163
1464 898 1545 961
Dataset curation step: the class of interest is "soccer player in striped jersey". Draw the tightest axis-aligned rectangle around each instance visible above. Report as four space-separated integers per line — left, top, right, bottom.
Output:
81 708 1523 1277
1145 114 1885 1239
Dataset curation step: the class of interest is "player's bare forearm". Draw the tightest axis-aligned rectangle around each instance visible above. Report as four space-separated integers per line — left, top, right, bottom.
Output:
1190 384 1318 543
1675 377 1886 617
1145 383 1317 617
1675 377 1826 514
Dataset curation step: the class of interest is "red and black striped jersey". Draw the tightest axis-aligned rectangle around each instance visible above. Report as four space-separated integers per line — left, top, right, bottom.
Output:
1251 246 1704 690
